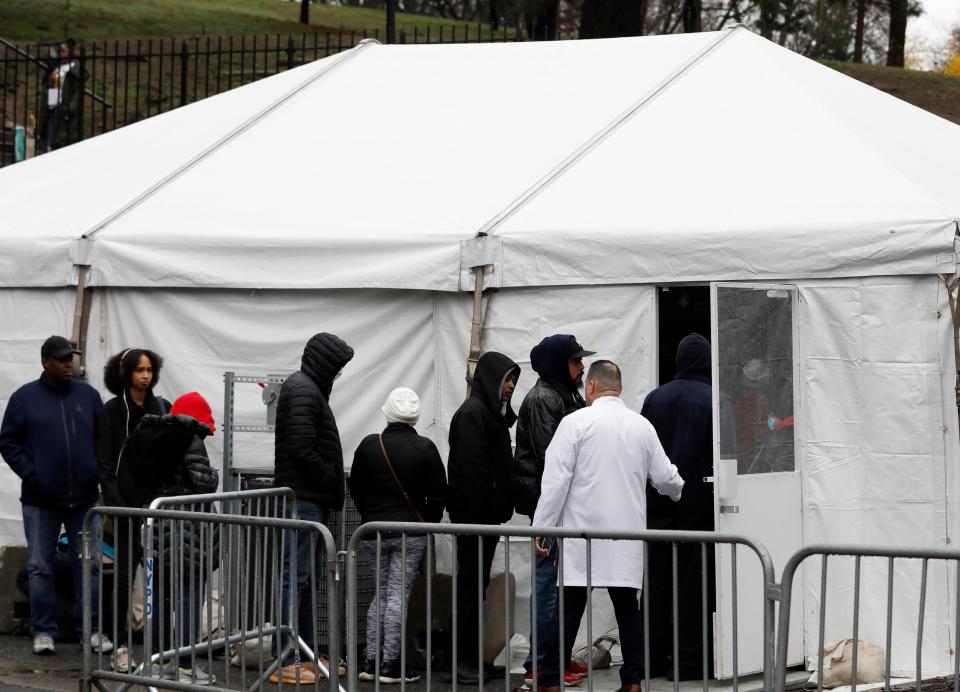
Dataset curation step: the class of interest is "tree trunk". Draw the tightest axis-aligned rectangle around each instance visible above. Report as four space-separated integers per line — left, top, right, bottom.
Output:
759 0 776 39
489 0 500 30
580 0 645 38
299 0 310 24
853 0 866 62
682 0 702 32
886 0 907 66
525 0 560 39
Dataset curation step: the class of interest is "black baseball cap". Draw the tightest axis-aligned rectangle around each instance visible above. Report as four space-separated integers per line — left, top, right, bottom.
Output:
567 337 596 360
41 335 81 359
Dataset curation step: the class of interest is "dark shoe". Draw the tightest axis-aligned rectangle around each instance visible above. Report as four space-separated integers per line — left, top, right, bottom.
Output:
484 663 506 680
358 659 376 682
615 685 643 692
378 661 419 684
442 665 479 685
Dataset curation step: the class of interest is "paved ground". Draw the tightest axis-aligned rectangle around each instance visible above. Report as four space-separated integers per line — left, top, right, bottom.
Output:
0 634 807 692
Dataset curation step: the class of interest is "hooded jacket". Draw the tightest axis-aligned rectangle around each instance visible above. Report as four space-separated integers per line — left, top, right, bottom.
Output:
274 333 355 509
447 351 521 525
0 374 102 508
641 333 714 529
97 389 170 508
513 335 586 518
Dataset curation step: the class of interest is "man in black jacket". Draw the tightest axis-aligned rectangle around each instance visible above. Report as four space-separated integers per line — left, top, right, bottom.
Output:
446 351 520 684
272 332 354 684
513 334 594 684
641 333 714 680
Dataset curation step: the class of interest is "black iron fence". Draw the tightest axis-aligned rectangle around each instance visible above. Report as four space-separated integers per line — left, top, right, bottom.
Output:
0 24 532 167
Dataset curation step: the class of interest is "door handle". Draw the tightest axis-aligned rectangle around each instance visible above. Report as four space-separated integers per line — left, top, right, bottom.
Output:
720 505 740 514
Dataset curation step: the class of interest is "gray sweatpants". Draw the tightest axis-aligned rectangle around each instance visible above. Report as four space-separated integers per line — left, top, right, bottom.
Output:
362 535 428 665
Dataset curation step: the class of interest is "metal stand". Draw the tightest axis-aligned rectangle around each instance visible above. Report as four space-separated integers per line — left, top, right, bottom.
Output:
222 371 287 491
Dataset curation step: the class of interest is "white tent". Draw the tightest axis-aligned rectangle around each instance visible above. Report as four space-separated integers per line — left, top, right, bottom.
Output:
1 26 959 677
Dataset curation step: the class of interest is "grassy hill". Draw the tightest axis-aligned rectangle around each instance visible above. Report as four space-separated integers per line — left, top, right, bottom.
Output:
0 0 513 42
823 60 960 125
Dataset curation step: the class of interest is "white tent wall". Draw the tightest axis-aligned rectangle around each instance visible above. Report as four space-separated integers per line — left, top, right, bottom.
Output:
797 275 959 675
96 287 441 476
0 289 77 546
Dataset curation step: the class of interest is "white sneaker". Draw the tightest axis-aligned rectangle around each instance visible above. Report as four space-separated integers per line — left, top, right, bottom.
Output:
111 645 135 673
90 632 114 654
33 634 55 655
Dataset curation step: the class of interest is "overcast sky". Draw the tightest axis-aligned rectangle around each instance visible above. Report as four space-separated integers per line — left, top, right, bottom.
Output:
909 0 959 65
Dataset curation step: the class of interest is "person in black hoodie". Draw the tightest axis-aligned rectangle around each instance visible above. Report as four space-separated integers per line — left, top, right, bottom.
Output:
513 334 594 685
272 332 354 684
446 351 520 684
641 333 715 680
124 391 219 686
96 348 169 672
350 387 446 684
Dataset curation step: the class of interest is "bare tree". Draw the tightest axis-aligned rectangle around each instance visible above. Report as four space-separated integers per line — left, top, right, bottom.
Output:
580 0 646 36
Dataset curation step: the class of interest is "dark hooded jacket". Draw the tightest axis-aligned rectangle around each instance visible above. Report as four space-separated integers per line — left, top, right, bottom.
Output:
97 389 171 508
513 335 586 518
447 351 521 525
274 333 355 509
642 333 714 529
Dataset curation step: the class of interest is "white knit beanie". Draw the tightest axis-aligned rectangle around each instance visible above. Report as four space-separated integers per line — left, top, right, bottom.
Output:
382 387 421 425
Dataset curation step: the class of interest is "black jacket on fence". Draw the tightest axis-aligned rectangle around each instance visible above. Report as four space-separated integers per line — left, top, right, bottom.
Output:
123 413 220 566
97 390 170 508
349 422 447 524
513 338 586 518
274 333 355 510
447 351 521 525
642 333 714 530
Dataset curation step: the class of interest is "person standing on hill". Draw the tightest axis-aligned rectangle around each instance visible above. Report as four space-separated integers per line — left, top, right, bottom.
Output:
446 351 521 685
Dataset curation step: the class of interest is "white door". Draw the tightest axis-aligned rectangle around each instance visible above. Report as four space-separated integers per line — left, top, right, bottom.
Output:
710 283 804 678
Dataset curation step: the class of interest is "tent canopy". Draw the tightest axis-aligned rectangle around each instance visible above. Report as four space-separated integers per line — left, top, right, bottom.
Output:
1 27 958 290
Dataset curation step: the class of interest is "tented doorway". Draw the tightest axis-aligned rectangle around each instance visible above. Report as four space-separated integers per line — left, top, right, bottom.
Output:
657 286 711 384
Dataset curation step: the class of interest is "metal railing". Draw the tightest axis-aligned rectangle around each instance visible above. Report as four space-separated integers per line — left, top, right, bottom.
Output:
82 505 339 692
775 543 960 692
345 522 778 692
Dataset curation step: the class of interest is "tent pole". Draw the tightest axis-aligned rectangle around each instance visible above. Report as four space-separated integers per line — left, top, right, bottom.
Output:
70 264 93 381
465 266 486 397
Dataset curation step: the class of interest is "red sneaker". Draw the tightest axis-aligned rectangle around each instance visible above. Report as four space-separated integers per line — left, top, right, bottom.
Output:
522 670 583 689
567 661 589 677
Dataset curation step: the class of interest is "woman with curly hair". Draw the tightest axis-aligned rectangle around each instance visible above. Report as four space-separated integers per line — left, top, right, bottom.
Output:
96 348 169 672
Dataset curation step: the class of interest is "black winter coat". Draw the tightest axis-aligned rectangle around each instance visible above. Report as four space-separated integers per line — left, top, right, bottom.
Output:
124 414 220 567
642 333 714 530
447 351 520 525
97 390 170 508
274 333 354 509
513 379 583 518
349 422 447 524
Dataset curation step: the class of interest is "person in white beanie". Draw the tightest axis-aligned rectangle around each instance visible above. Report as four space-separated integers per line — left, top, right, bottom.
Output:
349 388 447 684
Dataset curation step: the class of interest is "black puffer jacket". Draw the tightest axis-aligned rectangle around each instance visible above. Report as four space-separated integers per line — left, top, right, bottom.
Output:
350 422 447 524
642 333 714 530
513 336 586 518
447 351 520 525
274 333 354 509
125 414 220 567
97 390 170 508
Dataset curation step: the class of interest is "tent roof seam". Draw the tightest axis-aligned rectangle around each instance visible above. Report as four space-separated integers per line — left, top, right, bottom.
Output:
81 39 380 240
473 25 742 239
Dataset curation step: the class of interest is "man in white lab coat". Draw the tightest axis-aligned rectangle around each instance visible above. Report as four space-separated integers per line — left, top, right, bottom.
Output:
532 360 685 692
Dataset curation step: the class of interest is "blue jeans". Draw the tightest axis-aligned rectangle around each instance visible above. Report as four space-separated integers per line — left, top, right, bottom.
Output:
22 502 101 637
525 539 560 671
273 499 329 666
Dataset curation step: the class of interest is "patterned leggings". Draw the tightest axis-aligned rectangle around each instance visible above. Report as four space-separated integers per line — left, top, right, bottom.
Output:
362 535 428 665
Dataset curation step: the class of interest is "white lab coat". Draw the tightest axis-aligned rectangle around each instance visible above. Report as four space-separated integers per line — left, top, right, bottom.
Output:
532 396 684 589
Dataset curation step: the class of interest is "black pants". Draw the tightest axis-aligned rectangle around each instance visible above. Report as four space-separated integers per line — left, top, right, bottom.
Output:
647 540 716 677
108 517 143 645
542 586 645 686
454 534 498 671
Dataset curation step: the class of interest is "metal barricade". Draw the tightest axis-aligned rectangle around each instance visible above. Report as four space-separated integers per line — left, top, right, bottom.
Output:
775 544 960 692
82 505 340 692
345 522 777 692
